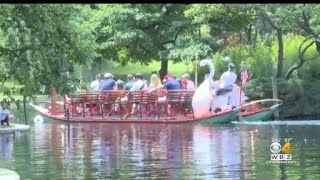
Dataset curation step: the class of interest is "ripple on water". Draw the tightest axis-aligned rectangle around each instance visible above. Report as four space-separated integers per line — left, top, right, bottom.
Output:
233 120 320 126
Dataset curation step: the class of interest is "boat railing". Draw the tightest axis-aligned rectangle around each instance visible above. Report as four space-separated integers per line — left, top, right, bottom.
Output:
241 99 283 107
165 90 195 116
65 89 195 118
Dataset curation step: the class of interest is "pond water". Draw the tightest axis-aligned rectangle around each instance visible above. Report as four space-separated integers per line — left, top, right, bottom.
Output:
1 108 320 179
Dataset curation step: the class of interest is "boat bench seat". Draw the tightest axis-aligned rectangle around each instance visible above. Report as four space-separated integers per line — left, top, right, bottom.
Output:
67 90 196 119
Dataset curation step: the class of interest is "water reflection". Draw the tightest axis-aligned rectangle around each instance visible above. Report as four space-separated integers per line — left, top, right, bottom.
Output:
0 134 13 160
1 118 320 179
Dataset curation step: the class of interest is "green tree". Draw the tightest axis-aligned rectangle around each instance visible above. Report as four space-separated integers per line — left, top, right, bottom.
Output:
279 4 320 79
0 4 97 97
184 4 254 37
96 4 217 79
252 4 320 79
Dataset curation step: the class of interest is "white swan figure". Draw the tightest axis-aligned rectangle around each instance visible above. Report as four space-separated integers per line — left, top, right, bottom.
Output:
192 59 249 118
192 59 215 118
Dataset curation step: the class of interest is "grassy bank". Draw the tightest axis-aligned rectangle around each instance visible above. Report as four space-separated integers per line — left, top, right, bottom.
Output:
0 61 193 99
110 61 194 76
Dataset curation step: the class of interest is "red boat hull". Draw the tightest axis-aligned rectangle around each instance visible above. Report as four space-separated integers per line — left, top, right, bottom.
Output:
30 103 240 124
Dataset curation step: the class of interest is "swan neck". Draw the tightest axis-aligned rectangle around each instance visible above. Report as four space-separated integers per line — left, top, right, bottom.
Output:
208 63 215 79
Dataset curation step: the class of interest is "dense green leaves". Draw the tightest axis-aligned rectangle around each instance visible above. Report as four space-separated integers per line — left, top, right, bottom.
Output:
0 4 97 97
185 4 254 35
1 4 320 106
98 4 187 63
245 78 320 118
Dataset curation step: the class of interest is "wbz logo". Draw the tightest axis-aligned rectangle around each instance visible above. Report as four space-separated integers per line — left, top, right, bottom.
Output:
270 139 292 161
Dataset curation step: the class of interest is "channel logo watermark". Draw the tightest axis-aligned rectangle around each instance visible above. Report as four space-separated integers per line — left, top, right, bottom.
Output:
267 138 298 164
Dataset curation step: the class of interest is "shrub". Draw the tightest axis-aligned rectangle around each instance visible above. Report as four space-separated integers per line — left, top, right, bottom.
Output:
245 77 320 118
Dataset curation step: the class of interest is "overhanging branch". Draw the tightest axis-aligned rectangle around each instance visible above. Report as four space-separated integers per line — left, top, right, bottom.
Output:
285 38 319 79
299 37 314 56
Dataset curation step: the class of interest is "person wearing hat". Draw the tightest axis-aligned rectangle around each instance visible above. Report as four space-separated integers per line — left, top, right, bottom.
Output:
163 73 180 90
214 63 237 96
99 73 116 90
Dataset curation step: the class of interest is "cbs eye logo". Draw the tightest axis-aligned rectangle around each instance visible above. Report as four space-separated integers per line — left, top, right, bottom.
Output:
270 142 291 154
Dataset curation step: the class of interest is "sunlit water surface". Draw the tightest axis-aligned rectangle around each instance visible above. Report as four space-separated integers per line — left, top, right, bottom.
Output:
1 109 320 179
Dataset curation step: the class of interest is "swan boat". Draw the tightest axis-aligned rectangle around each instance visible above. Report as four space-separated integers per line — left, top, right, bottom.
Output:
30 59 281 123
30 97 281 123
29 90 241 124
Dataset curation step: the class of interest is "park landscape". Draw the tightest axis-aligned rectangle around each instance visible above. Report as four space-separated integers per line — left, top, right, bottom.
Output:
0 4 320 179
0 4 319 118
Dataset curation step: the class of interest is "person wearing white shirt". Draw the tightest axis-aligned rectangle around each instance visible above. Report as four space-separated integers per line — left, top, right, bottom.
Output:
90 74 101 91
214 63 237 96
130 74 148 91
121 74 148 116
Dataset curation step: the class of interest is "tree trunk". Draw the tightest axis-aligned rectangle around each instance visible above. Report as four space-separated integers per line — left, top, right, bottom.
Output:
260 10 284 78
276 29 284 78
247 24 252 45
159 59 168 80
253 26 258 48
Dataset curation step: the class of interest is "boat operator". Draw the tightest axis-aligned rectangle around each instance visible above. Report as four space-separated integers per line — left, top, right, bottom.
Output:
212 63 237 98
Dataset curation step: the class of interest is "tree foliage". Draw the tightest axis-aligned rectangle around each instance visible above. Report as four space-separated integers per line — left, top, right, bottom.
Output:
0 4 97 97
1 4 320 105
185 4 254 36
95 4 221 78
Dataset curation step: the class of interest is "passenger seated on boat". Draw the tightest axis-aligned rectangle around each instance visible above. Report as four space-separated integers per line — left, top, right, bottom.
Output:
130 74 148 91
114 80 125 112
147 73 165 101
149 73 162 89
124 74 134 90
0 104 11 126
152 73 181 91
121 74 148 115
90 74 102 91
116 80 125 90
150 73 182 114
213 63 237 97
149 73 181 103
181 73 195 90
146 73 166 113
163 73 180 90
99 73 116 90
